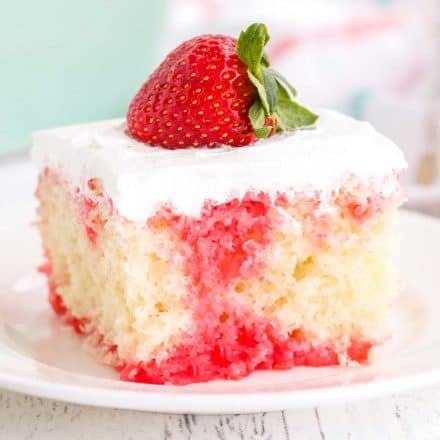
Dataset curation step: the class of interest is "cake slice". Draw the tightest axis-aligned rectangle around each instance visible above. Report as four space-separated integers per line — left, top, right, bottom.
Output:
32 23 406 385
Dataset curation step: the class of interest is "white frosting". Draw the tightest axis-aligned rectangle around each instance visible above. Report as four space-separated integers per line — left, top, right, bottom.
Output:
31 110 407 221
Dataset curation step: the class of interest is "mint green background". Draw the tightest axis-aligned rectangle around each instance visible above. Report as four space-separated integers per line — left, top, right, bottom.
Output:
0 1 167 156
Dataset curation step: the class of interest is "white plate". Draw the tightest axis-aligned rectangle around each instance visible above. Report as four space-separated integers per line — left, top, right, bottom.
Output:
0 207 440 414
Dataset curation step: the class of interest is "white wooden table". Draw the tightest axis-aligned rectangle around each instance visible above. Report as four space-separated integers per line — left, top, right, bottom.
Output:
1 158 440 439
1 387 440 439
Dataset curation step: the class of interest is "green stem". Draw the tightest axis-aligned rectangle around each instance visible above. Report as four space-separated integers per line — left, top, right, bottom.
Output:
237 23 318 138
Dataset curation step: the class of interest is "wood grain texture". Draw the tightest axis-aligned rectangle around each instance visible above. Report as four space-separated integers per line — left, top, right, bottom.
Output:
1 388 440 439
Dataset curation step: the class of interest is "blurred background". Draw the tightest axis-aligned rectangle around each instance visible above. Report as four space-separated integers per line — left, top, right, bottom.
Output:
1 0 439 214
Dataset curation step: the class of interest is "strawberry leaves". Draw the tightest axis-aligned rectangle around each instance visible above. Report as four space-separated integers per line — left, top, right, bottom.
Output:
275 87 318 131
237 23 270 76
261 68 278 113
247 70 271 114
237 23 318 138
249 99 271 138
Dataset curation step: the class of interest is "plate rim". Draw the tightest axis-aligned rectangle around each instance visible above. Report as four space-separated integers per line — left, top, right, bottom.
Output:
0 363 439 414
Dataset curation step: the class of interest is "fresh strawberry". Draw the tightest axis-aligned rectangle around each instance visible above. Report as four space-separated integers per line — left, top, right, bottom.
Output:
127 23 317 149
127 35 257 148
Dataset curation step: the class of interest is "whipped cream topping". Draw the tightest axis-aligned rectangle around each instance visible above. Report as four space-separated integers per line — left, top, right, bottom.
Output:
32 110 407 221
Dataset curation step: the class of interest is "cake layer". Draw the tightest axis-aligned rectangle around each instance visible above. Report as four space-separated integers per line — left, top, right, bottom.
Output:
36 168 402 384
32 110 406 221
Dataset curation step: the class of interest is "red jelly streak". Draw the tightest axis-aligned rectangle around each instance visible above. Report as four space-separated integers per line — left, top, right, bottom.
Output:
177 193 273 290
39 252 86 334
40 188 373 385
121 193 372 384
77 179 113 246
344 194 385 223
77 197 99 245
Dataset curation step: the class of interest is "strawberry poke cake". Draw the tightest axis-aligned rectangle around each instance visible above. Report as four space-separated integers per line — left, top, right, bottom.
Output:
32 24 406 385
